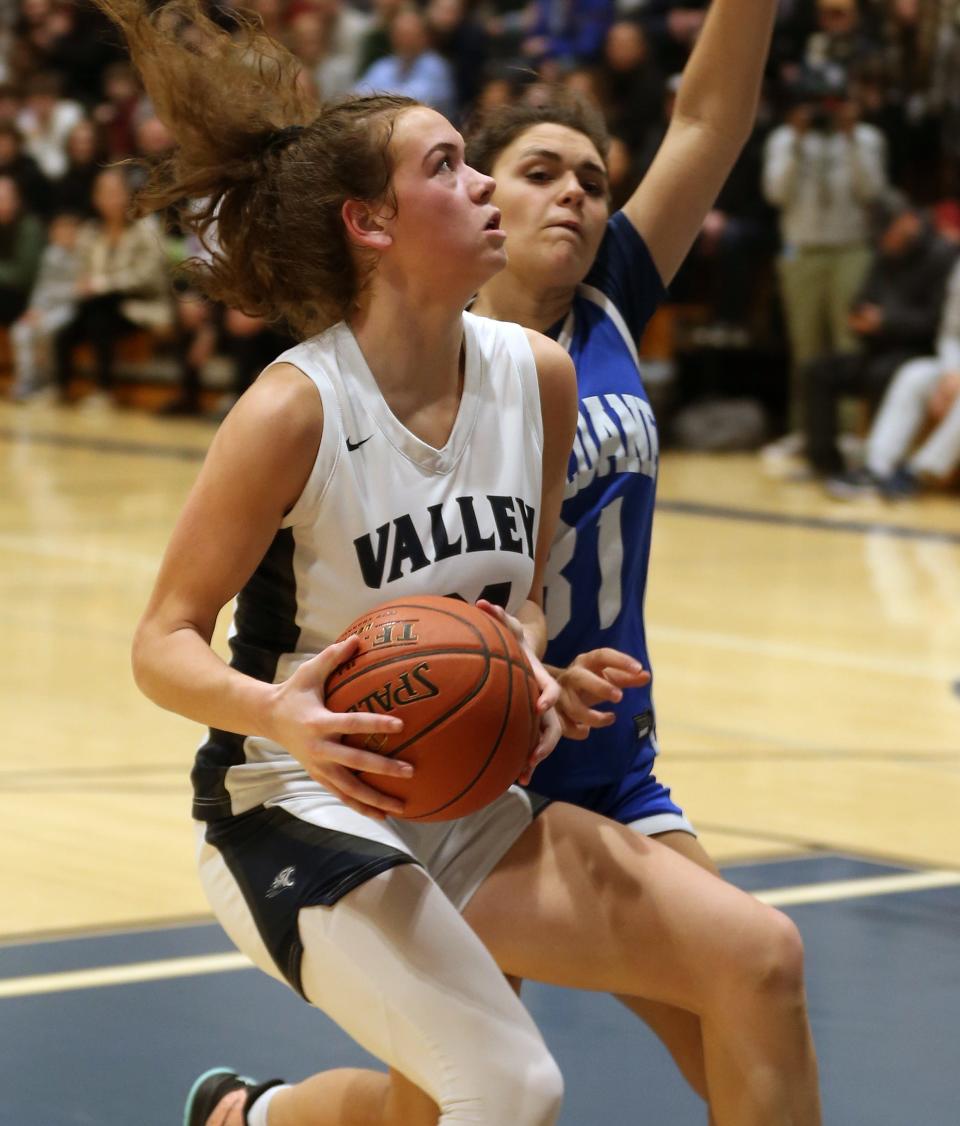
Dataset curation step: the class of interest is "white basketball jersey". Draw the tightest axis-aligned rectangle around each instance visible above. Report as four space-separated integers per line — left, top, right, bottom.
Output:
193 311 543 820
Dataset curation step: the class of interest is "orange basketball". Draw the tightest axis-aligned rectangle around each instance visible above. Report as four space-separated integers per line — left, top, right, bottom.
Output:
324 595 540 821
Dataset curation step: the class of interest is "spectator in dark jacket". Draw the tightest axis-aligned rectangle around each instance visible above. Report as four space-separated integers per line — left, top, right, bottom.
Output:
597 19 665 150
426 0 488 113
50 117 103 218
640 0 709 74
0 122 51 217
803 193 959 475
0 173 44 325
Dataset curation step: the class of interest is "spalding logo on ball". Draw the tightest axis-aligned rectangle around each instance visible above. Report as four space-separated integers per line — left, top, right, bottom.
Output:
325 595 539 821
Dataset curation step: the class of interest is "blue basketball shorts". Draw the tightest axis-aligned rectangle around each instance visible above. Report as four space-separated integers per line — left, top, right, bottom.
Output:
540 747 696 837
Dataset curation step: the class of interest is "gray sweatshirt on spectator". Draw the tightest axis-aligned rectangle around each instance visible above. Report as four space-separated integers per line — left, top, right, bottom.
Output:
762 124 888 249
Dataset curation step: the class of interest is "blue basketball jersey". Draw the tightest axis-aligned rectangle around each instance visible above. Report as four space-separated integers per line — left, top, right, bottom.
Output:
537 210 666 791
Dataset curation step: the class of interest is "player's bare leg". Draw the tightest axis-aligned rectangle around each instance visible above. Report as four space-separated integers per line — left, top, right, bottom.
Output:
617 830 720 1114
464 803 821 1126
270 1069 437 1126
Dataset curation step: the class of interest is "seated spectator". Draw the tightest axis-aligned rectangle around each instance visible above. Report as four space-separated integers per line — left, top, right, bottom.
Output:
426 0 488 112
827 256 960 498
802 194 958 478
158 217 224 419
633 70 680 178
92 61 145 162
639 0 709 75
677 122 776 340
0 174 44 327
288 0 372 102
247 0 288 42
354 6 456 120
522 0 615 68
0 83 20 127
288 9 339 101
9 0 59 85
803 0 881 91
604 134 639 212
54 167 173 407
12 0 123 106
218 307 296 416
16 71 83 180
356 0 406 77
596 18 664 150
133 113 175 173
51 118 104 218
158 289 220 418
0 16 12 87
763 79 887 438
0 121 51 217
9 210 80 402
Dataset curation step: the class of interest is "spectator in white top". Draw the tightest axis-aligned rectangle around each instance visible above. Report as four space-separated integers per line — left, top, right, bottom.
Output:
16 71 83 180
828 256 960 498
763 72 887 436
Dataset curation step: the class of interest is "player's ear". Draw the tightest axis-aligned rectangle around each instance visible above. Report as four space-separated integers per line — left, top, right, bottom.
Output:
342 199 393 251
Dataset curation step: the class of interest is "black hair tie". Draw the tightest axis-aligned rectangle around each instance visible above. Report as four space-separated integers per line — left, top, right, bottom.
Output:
264 124 304 154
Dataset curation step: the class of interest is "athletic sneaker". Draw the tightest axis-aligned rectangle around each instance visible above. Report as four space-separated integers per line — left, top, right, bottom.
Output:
183 1067 284 1126
824 467 882 500
760 431 805 461
879 467 921 500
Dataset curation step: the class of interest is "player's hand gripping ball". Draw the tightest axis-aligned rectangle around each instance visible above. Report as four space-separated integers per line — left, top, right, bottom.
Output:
325 596 540 821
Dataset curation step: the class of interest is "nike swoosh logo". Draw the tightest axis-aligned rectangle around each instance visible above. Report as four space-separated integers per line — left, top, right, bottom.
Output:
346 435 373 452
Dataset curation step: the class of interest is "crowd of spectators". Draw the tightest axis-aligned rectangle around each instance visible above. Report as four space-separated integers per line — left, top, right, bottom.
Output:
1 0 959 494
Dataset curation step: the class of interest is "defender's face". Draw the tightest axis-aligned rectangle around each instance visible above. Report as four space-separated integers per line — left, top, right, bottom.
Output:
489 123 610 292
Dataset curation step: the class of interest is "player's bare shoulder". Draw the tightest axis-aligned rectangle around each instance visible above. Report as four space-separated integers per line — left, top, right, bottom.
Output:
246 361 324 435
522 327 578 436
205 360 325 517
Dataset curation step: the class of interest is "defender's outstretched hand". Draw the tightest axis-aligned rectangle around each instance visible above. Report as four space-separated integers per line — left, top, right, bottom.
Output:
554 648 651 740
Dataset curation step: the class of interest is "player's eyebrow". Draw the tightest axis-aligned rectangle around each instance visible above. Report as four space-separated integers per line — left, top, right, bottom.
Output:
422 141 462 166
518 147 608 180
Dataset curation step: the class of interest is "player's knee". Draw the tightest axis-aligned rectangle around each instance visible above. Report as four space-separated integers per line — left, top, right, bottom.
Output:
454 1038 562 1125
498 1039 563 1123
744 906 806 1000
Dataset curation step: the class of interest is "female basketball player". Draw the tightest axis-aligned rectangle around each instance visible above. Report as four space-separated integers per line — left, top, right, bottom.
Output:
465 0 796 1112
97 3 819 1124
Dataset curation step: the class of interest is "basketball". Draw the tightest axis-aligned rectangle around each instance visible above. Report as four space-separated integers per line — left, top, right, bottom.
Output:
324 595 540 821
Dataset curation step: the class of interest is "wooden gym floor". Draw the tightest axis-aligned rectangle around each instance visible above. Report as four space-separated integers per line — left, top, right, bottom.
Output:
1 399 958 1123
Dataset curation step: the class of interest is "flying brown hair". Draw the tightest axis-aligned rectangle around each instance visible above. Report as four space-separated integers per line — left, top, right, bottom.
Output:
92 0 416 336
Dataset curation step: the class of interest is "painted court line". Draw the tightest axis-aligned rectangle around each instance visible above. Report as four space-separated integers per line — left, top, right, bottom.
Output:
650 623 959 682
0 952 251 999
2 870 958 1000
753 869 960 907
657 498 960 546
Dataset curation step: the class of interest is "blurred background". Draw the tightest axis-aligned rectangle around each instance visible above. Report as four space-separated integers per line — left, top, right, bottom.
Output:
2 0 960 489
1 2 959 1124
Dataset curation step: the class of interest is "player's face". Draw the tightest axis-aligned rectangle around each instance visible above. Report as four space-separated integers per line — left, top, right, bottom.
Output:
489 123 609 291
384 107 506 296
